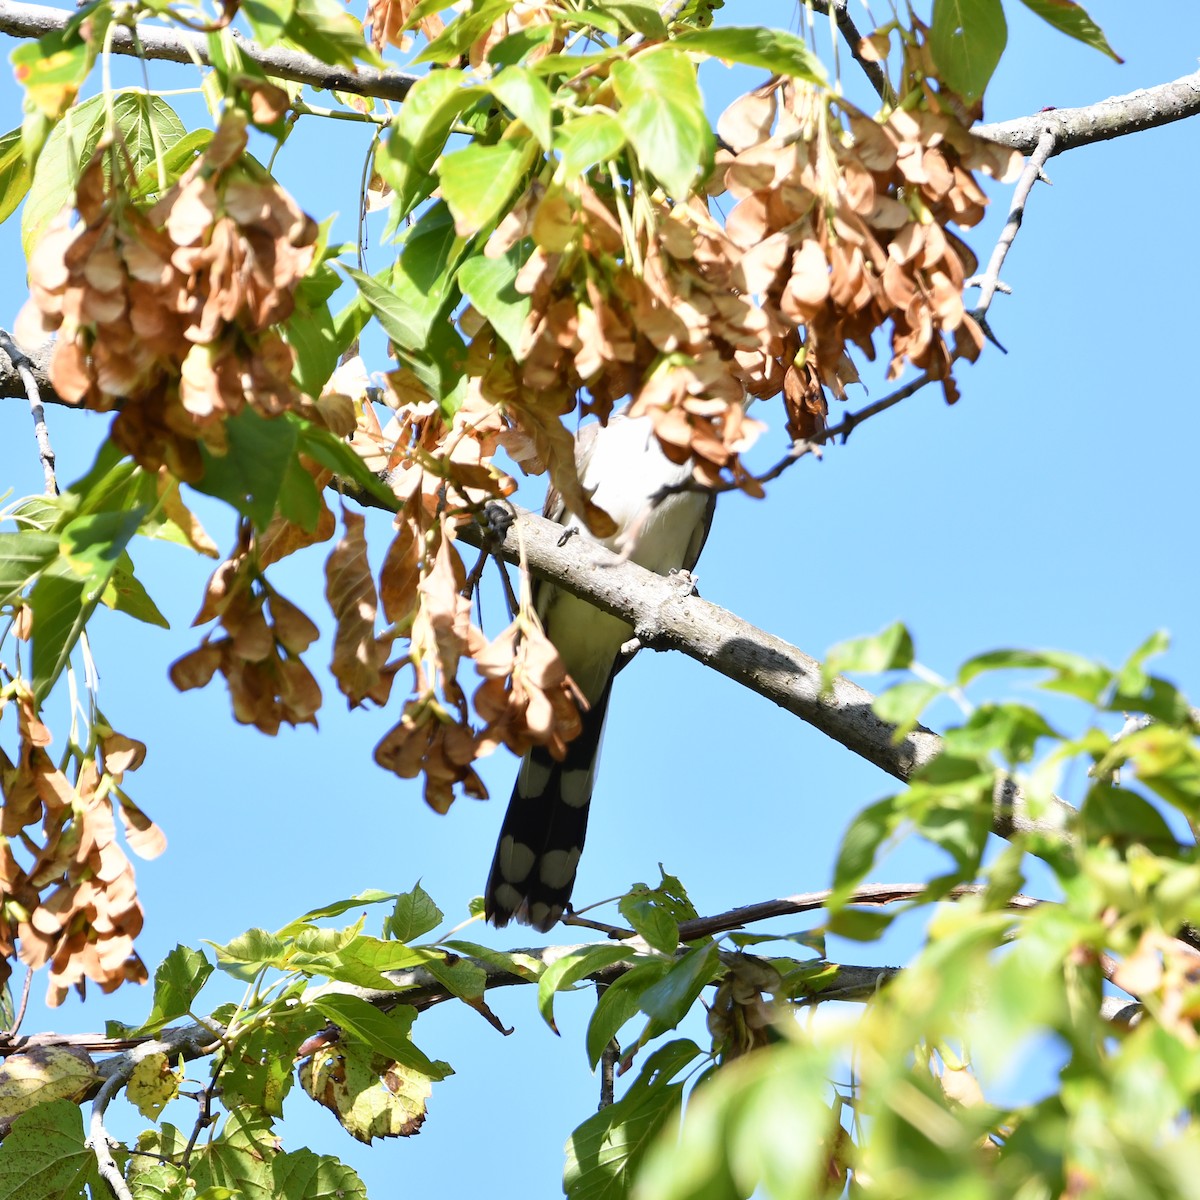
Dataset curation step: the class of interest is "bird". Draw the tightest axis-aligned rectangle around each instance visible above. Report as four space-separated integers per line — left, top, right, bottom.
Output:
484 411 716 931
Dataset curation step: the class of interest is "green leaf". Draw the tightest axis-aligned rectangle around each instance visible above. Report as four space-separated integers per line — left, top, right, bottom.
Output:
831 797 900 902
29 507 145 700
293 417 398 510
140 944 214 1032
414 0 516 65
942 703 1060 763
100 550 170 628
929 0 1008 105
564 1040 699 1200
586 959 673 1068
376 70 486 221
555 112 628 179
27 564 87 703
1081 783 1180 852
603 0 668 38
244 0 298 48
111 92 187 185
489 66 553 149
309 995 452 1079
636 942 720 1037
222 1007 319 1118
823 621 914 689
20 92 105 258
0 127 33 224
457 240 533 353
390 201 469 346
385 884 443 943
619 890 680 955
286 268 341 397
438 138 533 237
957 647 1113 702
291 936 428 990
208 927 290 981
825 907 894 941
192 407 299 530
415 951 488 1003
342 263 425 352
0 1099 100 1199
11 22 100 166
633 1042 835 1200
652 868 699 922
280 893 400 936
671 26 828 82
484 24 555 69
611 47 711 199
278 452 323 531
340 265 467 404
1018 0 1121 61
537 945 635 1033
283 0 378 70
0 530 58 604
872 680 942 735
271 1148 368 1200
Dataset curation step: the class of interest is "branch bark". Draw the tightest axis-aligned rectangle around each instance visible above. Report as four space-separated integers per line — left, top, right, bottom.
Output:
974 70 1200 154
463 504 1075 840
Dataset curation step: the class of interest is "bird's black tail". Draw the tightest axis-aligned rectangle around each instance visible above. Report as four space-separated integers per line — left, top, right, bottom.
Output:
484 680 613 932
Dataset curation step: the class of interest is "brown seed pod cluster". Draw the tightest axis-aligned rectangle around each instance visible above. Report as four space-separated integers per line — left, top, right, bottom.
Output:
357 385 584 813
0 687 161 1005
169 540 323 735
717 79 1021 408
19 112 318 481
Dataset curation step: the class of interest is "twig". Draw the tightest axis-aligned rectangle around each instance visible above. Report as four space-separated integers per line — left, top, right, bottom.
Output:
966 126 1057 343
88 1069 135 1200
2 969 33 1042
0 330 57 494
816 0 894 105
180 1049 223 1172
596 981 618 1109
650 371 936 503
674 883 1041 943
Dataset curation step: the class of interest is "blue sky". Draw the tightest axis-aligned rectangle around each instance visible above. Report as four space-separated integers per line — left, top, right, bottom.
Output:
1 1 1199 1195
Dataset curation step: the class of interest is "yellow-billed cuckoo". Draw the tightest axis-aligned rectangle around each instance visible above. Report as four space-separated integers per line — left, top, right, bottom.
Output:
485 412 716 931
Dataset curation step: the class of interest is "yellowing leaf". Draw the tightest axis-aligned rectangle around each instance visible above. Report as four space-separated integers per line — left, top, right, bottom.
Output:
0 1047 98 1120
126 1052 181 1120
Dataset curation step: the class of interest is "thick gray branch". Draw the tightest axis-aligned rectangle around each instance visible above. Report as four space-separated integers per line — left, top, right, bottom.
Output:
465 507 1075 840
975 70 1200 154
0 0 417 103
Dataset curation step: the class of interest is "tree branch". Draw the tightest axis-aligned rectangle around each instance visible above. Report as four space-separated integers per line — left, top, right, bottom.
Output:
1 0 1196 157
975 70 1200 154
966 126 1057 346
0 0 418 103
0 330 57 494
462 504 1076 841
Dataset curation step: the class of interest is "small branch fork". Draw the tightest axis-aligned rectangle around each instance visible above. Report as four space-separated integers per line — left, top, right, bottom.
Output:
966 126 1058 349
649 369 937 508
0 330 57 494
